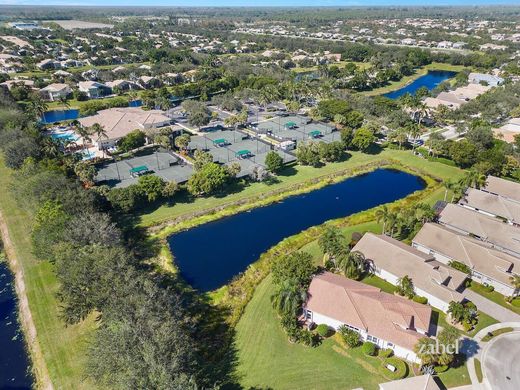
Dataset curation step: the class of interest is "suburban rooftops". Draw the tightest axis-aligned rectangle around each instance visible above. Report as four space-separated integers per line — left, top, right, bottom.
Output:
305 272 432 351
352 233 466 304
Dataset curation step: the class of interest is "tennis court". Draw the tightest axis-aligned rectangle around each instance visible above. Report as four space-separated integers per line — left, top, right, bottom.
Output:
254 115 337 143
95 150 193 187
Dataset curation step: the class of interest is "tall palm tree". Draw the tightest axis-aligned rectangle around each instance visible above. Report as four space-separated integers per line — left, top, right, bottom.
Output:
28 94 48 120
375 205 391 235
460 170 487 189
75 123 92 153
443 180 455 202
271 280 308 316
90 123 107 158
59 96 70 110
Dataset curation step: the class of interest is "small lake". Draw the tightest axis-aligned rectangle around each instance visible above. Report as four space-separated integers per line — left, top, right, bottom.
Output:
41 109 79 124
168 168 425 292
0 261 33 389
383 70 456 99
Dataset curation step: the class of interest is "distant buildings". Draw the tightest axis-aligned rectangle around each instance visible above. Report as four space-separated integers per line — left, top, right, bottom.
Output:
468 72 504 87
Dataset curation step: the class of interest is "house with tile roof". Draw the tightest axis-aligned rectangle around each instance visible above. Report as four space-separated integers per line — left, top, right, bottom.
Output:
352 233 467 312
304 272 432 363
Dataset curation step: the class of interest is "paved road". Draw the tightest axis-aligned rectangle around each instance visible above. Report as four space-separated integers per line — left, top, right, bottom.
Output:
482 331 520 390
463 289 520 323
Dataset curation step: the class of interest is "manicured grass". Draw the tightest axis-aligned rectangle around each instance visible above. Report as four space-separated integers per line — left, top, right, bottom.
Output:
431 307 498 338
235 274 405 390
469 282 520 315
474 358 483 383
362 62 467 96
235 274 471 390
361 274 397 294
0 159 98 389
481 327 514 342
139 149 464 227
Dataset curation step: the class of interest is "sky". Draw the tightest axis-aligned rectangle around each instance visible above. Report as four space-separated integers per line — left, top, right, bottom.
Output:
0 0 519 6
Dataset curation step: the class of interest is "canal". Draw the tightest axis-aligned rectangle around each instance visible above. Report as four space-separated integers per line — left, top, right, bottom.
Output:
168 168 426 292
0 260 33 389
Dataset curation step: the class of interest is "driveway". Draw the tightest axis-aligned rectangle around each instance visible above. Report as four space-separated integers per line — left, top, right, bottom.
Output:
482 331 520 390
463 289 520 323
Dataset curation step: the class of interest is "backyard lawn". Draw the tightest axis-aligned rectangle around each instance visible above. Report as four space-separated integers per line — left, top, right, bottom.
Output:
140 148 464 227
0 159 98 390
235 274 471 390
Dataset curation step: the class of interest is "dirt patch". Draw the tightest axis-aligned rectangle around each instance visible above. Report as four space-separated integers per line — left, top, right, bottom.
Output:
0 210 53 390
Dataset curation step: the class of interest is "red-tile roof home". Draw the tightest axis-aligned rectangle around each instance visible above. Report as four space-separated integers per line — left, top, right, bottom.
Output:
305 272 432 351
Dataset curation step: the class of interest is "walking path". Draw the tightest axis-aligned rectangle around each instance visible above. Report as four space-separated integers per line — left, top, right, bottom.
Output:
463 289 520 323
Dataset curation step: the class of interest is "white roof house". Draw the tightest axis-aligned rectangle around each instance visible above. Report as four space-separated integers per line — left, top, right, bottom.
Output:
468 72 504 87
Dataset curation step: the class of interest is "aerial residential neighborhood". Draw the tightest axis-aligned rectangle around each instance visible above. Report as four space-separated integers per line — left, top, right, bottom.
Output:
0 4 519 390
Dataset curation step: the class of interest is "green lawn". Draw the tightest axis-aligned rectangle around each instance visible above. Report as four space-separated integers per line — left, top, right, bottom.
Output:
469 282 520 315
0 159 98 389
362 62 468 96
140 149 464 227
235 274 471 390
235 275 407 390
474 358 483 383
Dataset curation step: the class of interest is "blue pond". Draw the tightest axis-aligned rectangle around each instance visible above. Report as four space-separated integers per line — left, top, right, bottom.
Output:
41 109 79 124
0 261 33 389
168 168 425 292
383 70 456 99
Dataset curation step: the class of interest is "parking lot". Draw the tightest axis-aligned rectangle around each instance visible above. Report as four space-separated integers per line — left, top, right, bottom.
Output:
95 150 193 188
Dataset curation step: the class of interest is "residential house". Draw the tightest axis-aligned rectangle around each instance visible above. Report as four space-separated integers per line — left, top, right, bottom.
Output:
459 187 520 226
493 118 520 143
139 75 161 89
37 58 61 70
468 72 504 87
438 203 520 258
413 223 520 296
352 233 467 312
304 272 432 363
78 107 172 150
1 79 35 91
105 79 141 92
40 83 72 101
78 81 112 99
481 175 520 204
379 374 441 390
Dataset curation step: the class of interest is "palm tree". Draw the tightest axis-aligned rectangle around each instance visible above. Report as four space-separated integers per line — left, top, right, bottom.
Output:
90 123 107 158
509 274 520 292
375 205 391 235
396 275 414 299
337 250 366 280
75 123 92 153
460 170 487 189
443 180 456 202
414 337 438 366
41 137 61 159
318 226 345 266
27 93 48 119
59 96 70 110
271 280 308 316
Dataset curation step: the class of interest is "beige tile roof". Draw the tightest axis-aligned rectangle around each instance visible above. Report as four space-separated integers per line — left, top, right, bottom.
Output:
379 374 441 390
439 204 520 256
352 233 466 304
40 83 70 92
78 107 171 141
305 272 432 351
461 188 520 224
413 223 518 286
482 175 520 204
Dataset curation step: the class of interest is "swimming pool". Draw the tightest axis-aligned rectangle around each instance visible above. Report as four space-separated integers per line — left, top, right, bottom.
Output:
50 131 80 142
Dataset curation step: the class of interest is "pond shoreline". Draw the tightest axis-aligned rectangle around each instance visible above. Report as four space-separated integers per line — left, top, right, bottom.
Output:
151 159 442 327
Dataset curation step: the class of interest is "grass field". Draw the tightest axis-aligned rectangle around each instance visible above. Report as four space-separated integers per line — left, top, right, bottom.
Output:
140 148 464 227
235 274 471 390
0 159 98 390
362 62 467 96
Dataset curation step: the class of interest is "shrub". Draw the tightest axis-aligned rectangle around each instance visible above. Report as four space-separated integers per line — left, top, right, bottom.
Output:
463 322 474 332
413 296 428 304
484 284 495 293
379 348 394 358
380 358 408 380
362 341 378 356
434 365 449 373
316 324 331 338
338 326 361 348
511 298 520 307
